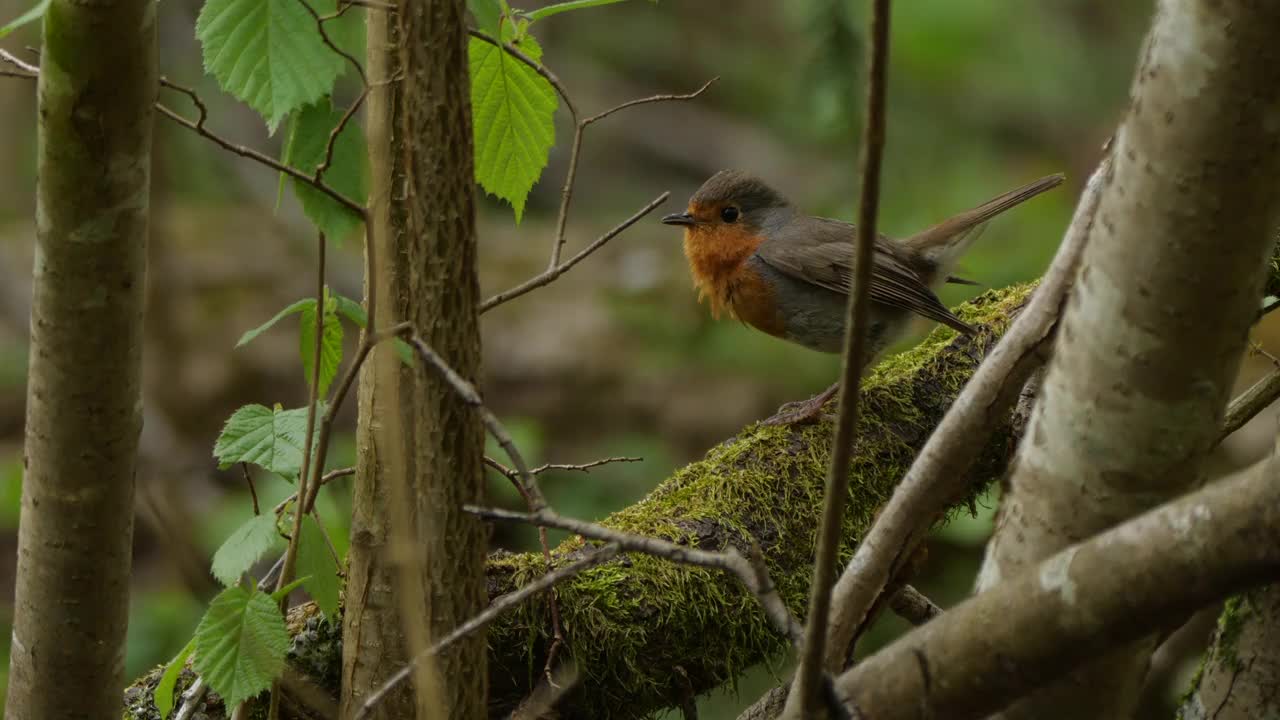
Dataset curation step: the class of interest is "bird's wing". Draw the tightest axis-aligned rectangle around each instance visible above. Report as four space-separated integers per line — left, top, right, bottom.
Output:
755 216 975 334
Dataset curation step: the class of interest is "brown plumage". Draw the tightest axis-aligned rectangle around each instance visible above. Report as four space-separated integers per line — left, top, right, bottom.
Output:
665 170 1063 347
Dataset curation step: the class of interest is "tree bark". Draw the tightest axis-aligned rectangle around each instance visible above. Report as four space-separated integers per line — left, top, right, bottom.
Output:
5 1 156 719
975 1 1280 717
339 2 488 718
834 452 1280 720
1178 587 1280 719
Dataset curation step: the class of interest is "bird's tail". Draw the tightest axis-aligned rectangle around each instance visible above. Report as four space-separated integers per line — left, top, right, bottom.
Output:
902 173 1065 274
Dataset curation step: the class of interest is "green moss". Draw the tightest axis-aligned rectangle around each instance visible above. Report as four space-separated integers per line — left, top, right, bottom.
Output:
486 285 1034 718
124 285 1035 720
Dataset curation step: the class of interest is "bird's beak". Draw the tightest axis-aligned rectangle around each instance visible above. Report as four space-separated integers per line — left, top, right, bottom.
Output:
661 212 695 227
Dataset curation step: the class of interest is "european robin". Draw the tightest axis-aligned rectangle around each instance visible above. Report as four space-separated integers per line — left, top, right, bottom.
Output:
662 170 1063 423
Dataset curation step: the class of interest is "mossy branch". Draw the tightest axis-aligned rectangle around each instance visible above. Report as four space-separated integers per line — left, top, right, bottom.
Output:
125 284 1034 720
479 285 1034 719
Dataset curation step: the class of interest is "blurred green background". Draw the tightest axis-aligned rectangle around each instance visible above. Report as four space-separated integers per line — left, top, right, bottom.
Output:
0 1 1271 717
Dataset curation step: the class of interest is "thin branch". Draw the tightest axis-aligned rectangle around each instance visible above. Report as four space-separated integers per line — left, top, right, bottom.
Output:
479 193 669 313
240 463 261 516
888 585 941 626
1218 366 1280 442
581 76 720 127
466 505 804 646
485 455 643 478
788 0 891 714
354 544 620 720
0 47 38 74
296 0 367 85
155 78 366 218
339 0 395 9
315 86 368 182
466 28 576 121
822 159 1105 671
547 78 717 268
402 334 547 509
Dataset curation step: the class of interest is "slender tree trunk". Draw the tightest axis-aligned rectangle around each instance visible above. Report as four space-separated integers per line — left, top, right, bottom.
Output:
1179 587 1280 719
976 1 1280 718
340 2 488 718
4 1 156 718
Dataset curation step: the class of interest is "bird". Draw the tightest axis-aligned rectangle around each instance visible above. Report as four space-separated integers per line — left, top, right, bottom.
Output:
662 170 1063 424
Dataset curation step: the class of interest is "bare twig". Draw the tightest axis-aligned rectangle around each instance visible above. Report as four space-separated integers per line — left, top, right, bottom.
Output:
339 0 395 9
296 0 367 85
402 334 547 509
354 544 620 720
154 104 364 217
787 1 891 715
315 86 368 181
275 233 328 598
485 455 642 478
466 505 804 646
479 193 670 313
466 28 576 121
512 663 582 720
822 158 1106 670
547 78 717 268
240 463 261 516
0 47 38 74
1218 366 1280 442
888 584 941 626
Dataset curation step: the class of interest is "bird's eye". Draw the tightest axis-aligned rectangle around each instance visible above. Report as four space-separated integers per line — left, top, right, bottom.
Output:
720 206 740 223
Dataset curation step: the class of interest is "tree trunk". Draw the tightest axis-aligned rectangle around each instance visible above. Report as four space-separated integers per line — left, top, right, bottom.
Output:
976 1 1280 718
339 2 488 719
1179 588 1280 719
5 0 156 718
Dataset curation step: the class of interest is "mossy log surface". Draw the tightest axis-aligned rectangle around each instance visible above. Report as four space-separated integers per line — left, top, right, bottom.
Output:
124 284 1034 720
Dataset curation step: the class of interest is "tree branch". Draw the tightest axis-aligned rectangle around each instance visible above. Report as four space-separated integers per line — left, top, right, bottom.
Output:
834 450 1280 720
787 0 890 714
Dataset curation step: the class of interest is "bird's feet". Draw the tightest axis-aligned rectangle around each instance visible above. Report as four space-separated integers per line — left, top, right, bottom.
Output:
760 382 840 426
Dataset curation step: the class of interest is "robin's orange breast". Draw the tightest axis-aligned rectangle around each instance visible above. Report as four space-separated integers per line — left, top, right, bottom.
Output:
724 264 787 339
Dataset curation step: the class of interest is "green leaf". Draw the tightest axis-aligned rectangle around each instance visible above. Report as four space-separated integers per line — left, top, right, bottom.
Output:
213 404 320 480
210 513 282 587
0 0 49 38
522 0 630 21
469 35 558 222
298 295 343 397
193 586 291 710
282 99 369 243
296 515 341 617
236 298 313 348
468 0 502 36
154 637 197 719
195 0 347 132
332 294 415 368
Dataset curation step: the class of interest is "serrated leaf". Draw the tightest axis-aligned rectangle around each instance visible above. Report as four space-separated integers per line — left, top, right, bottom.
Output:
522 0 630 21
155 637 197 719
213 404 321 480
193 586 291 710
298 296 343 397
211 513 283 587
195 0 347 132
469 35 558 222
296 515 341 618
0 0 49 38
333 294 415 368
282 99 368 243
237 298 314 348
